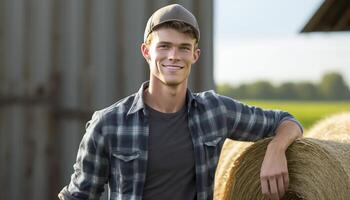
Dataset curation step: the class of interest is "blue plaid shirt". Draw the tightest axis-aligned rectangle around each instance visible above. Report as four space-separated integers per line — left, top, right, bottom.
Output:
59 81 302 200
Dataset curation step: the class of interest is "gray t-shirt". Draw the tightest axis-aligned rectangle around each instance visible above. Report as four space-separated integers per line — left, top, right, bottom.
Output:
142 104 196 200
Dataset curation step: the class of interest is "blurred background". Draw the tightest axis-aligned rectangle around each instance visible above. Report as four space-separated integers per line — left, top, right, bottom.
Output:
0 0 349 199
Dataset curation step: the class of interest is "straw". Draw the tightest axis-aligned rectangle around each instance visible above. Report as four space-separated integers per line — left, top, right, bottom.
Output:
227 138 350 200
215 112 350 200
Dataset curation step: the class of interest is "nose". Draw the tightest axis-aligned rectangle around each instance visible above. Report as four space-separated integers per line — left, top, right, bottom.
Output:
168 47 180 61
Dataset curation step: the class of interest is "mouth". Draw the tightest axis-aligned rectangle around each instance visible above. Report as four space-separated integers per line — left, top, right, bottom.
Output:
162 64 184 70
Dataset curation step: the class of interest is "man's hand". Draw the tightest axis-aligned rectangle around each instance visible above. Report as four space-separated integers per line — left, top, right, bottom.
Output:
260 141 289 200
260 120 302 199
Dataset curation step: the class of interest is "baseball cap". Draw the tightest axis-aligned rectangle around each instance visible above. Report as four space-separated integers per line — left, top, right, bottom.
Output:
144 4 200 42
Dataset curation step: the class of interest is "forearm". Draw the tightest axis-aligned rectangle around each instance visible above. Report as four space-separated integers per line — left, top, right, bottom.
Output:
269 120 303 151
260 120 302 199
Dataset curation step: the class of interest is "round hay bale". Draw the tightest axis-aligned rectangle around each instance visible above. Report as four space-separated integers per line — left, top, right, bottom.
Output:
214 139 253 200
306 112 350 143
225 138 350 200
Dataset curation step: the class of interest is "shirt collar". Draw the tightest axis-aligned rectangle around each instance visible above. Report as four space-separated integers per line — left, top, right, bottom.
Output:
127 81 149 116
127 81 203 116
186 87 200 109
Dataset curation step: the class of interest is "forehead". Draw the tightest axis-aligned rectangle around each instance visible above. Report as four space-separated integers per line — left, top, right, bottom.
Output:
150 28 196 46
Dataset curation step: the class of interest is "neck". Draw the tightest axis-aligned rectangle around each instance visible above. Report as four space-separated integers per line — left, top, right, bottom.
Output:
144 79 187 113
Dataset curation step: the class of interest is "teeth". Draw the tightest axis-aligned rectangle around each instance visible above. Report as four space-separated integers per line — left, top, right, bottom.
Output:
164 65 182 69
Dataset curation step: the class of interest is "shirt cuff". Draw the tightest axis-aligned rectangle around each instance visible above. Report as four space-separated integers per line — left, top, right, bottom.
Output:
280 117 304 134
58 186 82 200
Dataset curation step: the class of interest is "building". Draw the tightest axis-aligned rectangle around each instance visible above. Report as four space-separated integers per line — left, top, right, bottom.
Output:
301 0 350 32
0 1 213 199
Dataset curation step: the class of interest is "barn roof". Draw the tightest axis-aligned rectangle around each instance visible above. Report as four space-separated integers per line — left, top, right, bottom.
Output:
301 0 350 32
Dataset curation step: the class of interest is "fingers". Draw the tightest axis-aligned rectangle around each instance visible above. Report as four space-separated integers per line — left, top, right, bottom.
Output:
261 177 269 199
261 176 279 200
283 172 289 191
261 174 288 200
269 177 279 200
277 175 285 198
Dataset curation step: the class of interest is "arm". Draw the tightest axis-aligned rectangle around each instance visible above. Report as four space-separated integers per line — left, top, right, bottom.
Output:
219 96 303 199
58 112 109 200
260 120 302 200
219 95 302 141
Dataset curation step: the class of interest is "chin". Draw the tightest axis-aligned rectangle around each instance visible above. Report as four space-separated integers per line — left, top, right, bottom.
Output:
164 81 181 86
162 79 185 87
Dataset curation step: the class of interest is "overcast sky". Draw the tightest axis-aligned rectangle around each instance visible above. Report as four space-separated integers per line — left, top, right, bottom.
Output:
214 0 350 86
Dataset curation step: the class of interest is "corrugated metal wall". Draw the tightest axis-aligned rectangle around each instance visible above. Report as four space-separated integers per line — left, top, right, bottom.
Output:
0 0 214 199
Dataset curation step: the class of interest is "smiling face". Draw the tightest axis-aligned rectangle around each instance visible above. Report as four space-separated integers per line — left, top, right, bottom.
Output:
141 27 200 88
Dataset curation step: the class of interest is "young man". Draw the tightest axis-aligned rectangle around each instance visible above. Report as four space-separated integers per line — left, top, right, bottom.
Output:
58 4 303 200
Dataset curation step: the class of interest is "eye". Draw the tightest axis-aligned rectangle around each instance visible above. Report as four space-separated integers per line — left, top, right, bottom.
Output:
180 46 191 51
158 44 170 49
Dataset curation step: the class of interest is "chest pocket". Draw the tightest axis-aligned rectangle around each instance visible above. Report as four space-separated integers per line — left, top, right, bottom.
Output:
110 150 141 194
203 137 223 181
111 150 140 178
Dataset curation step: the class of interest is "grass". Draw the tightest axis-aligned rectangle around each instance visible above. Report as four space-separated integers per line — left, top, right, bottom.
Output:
240 100 350 130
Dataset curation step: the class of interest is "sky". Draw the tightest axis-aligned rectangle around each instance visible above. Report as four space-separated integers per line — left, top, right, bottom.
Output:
214 0 350 86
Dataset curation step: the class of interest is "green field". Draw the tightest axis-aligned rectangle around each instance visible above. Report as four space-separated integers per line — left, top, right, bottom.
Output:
241 100 350 130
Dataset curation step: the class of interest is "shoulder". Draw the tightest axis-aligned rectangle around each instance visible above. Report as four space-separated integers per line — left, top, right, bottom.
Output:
88 93 138 128
193 90 235 106
193 90 219 103
193 90 247 113
100 94 136 117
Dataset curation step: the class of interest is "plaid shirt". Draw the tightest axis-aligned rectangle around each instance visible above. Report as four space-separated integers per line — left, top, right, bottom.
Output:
59 81 302 200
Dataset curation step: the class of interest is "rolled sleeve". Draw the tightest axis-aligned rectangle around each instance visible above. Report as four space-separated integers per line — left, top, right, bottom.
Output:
278 117 304 134
58 186 82 200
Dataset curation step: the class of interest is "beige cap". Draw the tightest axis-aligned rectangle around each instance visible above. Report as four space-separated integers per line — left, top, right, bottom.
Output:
144 4 200 42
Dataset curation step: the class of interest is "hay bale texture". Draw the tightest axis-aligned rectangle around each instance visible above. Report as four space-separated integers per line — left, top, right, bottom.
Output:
214 140 253 199
306 112 350 143
215 112 350 200
226 138 350 200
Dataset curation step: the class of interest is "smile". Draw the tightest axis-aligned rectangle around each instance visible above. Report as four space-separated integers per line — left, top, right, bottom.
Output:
162 64 184 70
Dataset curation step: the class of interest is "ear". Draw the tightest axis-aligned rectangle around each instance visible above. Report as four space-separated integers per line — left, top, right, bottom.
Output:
141 43 151 62
192 48 201 64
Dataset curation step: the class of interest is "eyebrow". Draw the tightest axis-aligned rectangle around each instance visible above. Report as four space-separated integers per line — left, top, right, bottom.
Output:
157 41 193 47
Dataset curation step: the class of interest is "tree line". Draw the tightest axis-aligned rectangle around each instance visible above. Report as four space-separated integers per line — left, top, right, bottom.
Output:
217 72 350 100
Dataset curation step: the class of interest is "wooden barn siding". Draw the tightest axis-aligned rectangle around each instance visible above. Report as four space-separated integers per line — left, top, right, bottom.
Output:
0 0 213 199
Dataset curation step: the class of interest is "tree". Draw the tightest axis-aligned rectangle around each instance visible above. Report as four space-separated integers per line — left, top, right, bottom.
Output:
246 81 276 99
233 84 250 99
295 82 320 100
319 72 350 100
276 82 298 100
217 83 235 97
